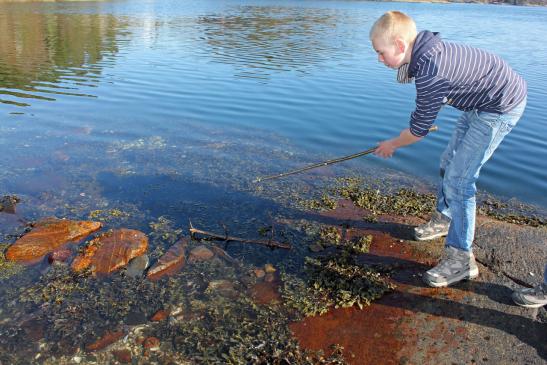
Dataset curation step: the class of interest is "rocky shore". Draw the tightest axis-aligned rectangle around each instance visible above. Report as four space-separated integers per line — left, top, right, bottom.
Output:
0 179 545 364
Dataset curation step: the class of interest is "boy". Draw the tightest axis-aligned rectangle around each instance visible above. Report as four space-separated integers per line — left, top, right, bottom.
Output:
368 11 545 305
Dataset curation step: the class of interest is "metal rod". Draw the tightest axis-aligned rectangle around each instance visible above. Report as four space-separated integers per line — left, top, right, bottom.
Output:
254 125 438 183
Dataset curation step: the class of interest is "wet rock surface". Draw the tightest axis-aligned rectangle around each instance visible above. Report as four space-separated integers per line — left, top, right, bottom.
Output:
289 203 547 365
146 238 188 281
6 218 102 263
72 229 148 275
0 173 545 364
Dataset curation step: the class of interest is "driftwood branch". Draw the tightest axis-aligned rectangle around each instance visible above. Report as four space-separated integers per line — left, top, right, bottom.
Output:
188 220 291 250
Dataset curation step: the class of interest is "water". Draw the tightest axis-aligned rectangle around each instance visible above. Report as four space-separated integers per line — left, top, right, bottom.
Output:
0 1 546 363
0 0 546 208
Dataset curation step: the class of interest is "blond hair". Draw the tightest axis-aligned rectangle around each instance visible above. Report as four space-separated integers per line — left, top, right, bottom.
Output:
370 11 417 45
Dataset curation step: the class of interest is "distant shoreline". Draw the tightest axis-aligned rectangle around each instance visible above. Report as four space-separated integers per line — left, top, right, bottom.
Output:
0 0 546 5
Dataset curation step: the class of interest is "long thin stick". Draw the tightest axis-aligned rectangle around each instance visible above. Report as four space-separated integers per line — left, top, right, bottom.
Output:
254 126 438 183
189 221 291 250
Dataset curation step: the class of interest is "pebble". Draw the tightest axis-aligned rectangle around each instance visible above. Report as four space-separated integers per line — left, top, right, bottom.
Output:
253 268 265 278
143 337 160 351
188 246 214 262
126 254 149 278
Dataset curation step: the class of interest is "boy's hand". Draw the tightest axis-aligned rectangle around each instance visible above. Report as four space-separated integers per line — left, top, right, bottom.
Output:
374 128 423 158
375 140 397 158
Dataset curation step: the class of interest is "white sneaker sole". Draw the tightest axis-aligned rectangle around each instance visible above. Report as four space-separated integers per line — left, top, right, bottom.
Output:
424 267 479 288
512 301 547 309
512 294 547 308
414 231 449 241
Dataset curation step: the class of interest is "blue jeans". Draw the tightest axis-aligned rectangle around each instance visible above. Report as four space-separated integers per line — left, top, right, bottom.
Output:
436 98 527 252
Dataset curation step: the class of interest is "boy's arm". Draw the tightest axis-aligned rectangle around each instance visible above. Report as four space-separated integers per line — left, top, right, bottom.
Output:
375 72 448 158
375 128 422 158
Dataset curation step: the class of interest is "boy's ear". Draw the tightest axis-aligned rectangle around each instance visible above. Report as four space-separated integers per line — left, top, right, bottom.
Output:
394 38 406 54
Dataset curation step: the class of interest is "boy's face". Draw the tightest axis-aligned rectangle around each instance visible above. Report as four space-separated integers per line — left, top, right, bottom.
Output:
372 36 407 69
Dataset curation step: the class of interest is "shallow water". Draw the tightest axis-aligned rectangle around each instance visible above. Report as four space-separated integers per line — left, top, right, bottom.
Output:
0 0 546 208
0 0 546 363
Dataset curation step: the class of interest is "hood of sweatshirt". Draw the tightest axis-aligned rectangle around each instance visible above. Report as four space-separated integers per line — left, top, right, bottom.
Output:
408 31 442 78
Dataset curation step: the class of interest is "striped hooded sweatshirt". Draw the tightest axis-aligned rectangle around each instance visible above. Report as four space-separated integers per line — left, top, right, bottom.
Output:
407 31 527 137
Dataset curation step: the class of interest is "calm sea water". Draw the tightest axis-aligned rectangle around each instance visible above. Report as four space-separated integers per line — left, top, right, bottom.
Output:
1 0 546 209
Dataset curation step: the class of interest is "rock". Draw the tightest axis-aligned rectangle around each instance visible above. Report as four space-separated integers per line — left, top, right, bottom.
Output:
6 218 102 263
187 245 214 263
150 309 170 322
0 195 20 214
206 279 237 298
210 245 237 263
47 247 72 264
72 229 148 275
85 330 125 352
309 243 325 252
126 254 149 278
112 349 132 364
146 238 188 281
253 268 265 278
264 273 275 283
143 337 160 351
251 281 282 305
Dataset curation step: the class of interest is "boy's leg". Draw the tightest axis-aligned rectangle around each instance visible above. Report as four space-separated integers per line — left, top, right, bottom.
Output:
424 99 526 287
436 111 473 219
414 111 472 241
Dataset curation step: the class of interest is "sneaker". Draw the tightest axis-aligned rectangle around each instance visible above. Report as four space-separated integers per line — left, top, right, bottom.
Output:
512 283 547 308
424 246 479 287
414 211 450 241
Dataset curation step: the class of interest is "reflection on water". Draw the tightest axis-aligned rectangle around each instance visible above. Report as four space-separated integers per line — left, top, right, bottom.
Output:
198 6 341 79
0 7 124 106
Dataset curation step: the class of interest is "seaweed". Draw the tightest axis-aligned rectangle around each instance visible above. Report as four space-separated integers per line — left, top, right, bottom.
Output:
281 231 393 317
299 193 338 211
0 243 25 280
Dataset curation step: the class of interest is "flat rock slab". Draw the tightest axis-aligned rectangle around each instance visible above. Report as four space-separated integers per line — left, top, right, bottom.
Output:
6 218 102 263
291 200 546 364
474 216 547 286
147 238 188 281
72 229 148 275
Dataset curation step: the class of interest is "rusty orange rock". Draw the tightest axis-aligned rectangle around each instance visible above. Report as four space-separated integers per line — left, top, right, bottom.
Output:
150 309 170 322
146 238 188 281
6 218 102 263
85 330 125 352
143 336 160 350
72 229 148 275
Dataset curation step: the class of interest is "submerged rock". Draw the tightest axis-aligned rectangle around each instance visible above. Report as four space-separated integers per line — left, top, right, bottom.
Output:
47 247 72 265
72 229 148 275
150 309 170 322
206 279 237 298
112 349 132 364
126 254 149 278
0 195 20 214
6 218 102 263
187 245 214 263
146 238 188 281
85 330 125 352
